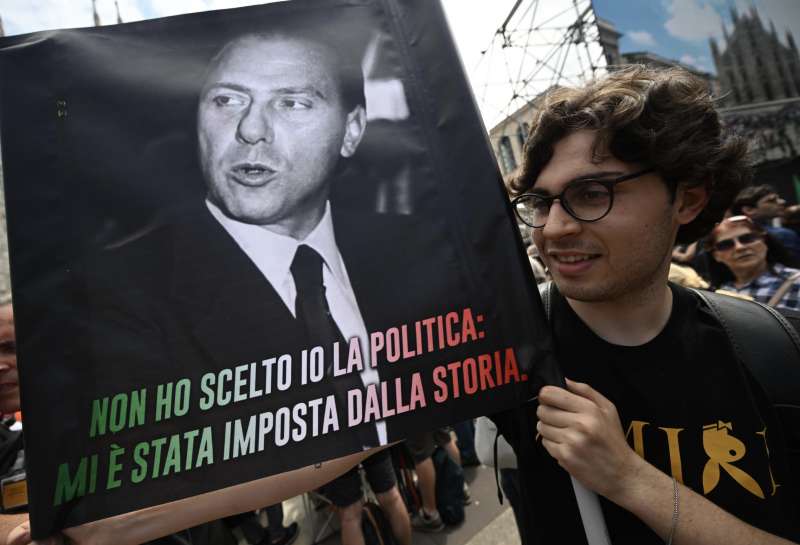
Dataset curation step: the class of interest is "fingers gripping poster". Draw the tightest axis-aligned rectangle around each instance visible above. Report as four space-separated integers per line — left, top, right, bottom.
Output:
0 0 557 535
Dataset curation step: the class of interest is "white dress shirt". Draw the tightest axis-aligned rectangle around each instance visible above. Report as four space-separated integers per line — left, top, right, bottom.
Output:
207 199 386 446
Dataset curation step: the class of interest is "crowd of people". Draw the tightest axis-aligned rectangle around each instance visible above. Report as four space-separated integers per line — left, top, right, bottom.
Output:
668 184 800 310
1 41 800 545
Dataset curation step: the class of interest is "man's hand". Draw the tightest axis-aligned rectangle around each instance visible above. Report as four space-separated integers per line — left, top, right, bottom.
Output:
536 378 645 501
5 520 29 545
537 379 798 545
671 241 698 263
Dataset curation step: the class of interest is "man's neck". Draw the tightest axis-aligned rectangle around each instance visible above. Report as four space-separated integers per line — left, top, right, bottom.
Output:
260 205 327 241
565 281 673 347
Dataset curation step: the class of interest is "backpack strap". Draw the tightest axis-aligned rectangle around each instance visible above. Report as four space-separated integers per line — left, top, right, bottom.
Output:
690 288 800 411
539 281 553 320
535 280 612 545
493 432 502 504
766 271 800 308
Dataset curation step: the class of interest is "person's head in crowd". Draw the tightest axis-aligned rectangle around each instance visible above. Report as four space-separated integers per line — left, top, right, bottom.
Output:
0 304 19 415
706 215 797 288
197 30 367 240
510 65 749 302
730 184 786 221
784 204 800 231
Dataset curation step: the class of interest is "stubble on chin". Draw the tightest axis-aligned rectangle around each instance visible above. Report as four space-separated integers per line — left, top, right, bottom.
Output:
552 234 674 305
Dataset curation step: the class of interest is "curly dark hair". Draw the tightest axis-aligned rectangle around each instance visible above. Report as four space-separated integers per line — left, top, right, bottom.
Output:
512 65 751 244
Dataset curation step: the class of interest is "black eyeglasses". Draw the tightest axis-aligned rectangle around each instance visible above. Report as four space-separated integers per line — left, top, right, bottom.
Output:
511 168 655 228
712 232 764 252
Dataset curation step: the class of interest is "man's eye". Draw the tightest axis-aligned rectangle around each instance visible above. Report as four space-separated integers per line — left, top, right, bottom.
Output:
575 183 607 201
212 95 247 107
276 98 312 110
531 198 550 212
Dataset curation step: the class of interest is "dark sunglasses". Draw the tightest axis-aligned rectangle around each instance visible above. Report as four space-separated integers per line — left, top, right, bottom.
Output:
713 232 764 252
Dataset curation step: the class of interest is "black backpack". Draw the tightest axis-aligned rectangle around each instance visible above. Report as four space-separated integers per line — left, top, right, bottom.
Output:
540 283 800 500
689 289 800 498
432 446 465 525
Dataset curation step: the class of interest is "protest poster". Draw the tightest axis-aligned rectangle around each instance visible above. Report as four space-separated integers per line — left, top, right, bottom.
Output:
0 0 558 535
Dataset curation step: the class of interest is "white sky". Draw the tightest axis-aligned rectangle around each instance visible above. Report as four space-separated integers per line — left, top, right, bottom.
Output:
0 1 511 66
0 0 590 127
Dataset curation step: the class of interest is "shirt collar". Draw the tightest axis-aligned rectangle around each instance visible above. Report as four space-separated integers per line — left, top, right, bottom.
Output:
722 264 785 291
206 199 346 285
303 201 347 283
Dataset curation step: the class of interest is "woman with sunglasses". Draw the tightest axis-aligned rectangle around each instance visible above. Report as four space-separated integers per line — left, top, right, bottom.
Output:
707 215 800 310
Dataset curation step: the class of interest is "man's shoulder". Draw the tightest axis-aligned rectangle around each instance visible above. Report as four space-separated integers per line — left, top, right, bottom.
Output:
332 207 460 279
767 224 800 236
766 224 800 245
85 203 229 292
332 207 435 243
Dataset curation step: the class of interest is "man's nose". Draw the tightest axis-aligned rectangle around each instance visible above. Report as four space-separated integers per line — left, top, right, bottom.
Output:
236 104 274 145
540 200 581 239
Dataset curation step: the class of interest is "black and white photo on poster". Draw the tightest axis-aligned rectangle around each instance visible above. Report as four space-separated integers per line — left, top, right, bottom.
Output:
0 0 557 535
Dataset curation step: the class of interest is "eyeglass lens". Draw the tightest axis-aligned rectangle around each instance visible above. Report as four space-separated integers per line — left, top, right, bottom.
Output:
515 181 612 227
714 232 761 251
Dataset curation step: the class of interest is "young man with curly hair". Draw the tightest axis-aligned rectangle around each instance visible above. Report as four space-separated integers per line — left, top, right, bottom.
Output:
493 66 800 544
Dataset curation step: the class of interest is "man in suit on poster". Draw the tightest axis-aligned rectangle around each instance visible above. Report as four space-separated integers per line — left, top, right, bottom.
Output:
192 30 417 545
192 30 383 449
85 27 466 498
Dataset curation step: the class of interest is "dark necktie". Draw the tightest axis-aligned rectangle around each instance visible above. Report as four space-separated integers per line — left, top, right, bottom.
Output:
291 244 343 356
290 244 379 448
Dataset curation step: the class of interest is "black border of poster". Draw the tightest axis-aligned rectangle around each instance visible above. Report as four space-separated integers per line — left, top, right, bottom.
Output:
0 0 557 535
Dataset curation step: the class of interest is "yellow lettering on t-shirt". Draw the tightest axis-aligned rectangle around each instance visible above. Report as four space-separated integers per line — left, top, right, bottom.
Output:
625 420 650 458
658 426 685 484
702 421 765 499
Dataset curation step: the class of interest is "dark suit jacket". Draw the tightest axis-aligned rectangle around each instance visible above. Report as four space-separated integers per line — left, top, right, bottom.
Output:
77 200 480 514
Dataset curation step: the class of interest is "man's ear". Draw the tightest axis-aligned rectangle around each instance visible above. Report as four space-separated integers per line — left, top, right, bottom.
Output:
340 105 367 158
675 183 710 226
741 204 756 216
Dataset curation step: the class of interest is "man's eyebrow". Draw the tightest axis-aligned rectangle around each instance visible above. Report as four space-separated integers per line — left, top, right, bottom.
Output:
271 86 328 101
204 82 252 95
204 82 328 101
532 170 626 195
572 170 625 180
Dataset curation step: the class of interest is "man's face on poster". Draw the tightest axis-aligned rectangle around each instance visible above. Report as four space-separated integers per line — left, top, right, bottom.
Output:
198 35 366 238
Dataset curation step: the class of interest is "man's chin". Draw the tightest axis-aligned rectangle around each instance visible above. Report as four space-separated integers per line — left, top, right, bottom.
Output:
215 199 280 226
551 276 623 303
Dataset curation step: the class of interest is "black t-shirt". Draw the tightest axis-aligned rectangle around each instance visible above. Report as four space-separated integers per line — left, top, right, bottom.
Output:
492 284 800 544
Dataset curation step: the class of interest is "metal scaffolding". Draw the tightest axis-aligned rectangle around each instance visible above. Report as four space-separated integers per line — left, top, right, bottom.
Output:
472 0 606 128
